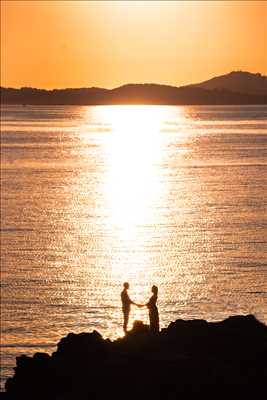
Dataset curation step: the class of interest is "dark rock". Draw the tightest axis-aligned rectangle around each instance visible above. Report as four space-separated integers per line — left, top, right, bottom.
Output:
4 315 267 399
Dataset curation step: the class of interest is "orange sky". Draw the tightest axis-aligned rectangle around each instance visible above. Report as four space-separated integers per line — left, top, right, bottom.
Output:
1 1 266 89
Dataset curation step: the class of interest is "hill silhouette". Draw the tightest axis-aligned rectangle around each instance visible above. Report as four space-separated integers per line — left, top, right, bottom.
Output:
190 71 267 96
1 71 266 105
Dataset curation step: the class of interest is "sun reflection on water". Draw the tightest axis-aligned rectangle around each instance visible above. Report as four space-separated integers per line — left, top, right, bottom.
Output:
97 106 174 326
104 106 166 229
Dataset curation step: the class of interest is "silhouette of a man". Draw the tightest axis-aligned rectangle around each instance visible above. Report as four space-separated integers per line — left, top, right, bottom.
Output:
121 282 136 333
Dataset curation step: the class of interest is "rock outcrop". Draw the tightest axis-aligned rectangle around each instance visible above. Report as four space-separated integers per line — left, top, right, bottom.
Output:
4 315 267 399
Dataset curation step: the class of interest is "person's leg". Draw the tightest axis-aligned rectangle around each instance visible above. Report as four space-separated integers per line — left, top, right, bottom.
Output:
149 310 159 334
154 309 160 333
123 309 129 333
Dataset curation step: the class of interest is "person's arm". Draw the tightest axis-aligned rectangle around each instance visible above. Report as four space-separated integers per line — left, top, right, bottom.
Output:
145 297 152 308
126 293 138 307
130 299 139 306
137 299 151 308
129 296 144 307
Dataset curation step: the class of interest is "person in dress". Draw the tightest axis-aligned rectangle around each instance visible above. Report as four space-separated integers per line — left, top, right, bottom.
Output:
140 285 160 334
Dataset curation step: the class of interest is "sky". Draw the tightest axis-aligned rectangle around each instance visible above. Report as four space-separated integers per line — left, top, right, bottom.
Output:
1 0 266 89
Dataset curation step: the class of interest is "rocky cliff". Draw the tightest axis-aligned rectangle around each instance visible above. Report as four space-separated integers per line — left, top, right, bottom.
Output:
4 315 267 399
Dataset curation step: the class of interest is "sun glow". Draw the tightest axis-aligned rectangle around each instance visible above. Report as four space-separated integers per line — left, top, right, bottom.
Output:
87 106 172 290
102 106 167 235
2 2 266 89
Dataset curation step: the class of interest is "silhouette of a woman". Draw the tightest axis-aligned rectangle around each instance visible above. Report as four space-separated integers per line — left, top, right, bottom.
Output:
146 285 159 334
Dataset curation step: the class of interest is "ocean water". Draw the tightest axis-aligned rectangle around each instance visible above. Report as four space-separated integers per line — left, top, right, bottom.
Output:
1 104 266 389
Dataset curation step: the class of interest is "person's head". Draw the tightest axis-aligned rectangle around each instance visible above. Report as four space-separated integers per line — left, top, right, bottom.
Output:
123 282 129 290
152 285 158 295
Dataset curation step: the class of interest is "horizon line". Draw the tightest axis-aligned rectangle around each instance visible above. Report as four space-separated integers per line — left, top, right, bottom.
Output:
1 70 266 92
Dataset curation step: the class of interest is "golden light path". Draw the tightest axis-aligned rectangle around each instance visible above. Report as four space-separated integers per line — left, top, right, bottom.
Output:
91 106 175 332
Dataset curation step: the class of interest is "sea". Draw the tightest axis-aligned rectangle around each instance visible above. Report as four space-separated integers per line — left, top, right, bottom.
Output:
1 104 266 389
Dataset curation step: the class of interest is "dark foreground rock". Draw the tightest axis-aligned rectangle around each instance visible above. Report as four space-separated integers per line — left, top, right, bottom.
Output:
4 315 267 399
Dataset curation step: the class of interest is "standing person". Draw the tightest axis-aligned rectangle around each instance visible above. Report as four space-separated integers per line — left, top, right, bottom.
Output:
121 282 138 333
145 285 160 334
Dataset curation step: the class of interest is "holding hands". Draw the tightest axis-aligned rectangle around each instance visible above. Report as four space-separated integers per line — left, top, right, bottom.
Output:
121 282 159 334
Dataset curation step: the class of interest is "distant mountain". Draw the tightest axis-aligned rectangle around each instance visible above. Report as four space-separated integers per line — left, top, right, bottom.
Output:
190 71 267 96
0 87 109 106
107 83 266 105
1 72 266 105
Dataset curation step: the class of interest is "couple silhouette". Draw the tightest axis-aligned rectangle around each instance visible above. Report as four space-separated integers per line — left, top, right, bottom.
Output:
121 282 159 334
